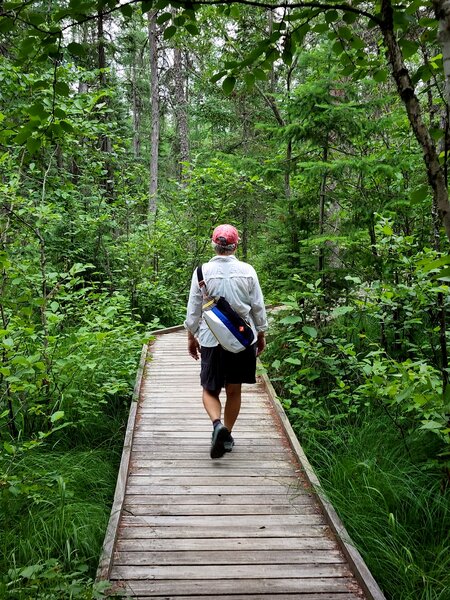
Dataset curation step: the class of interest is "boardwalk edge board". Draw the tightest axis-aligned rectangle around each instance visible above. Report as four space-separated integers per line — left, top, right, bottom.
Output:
96 341 149 581
259 365 387 600
96 325 184 582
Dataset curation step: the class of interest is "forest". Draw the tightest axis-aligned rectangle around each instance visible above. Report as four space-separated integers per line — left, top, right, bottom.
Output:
1 0 450 597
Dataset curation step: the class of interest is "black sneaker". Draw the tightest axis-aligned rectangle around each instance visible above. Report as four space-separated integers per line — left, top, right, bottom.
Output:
224 433 234 452
210 423 229 459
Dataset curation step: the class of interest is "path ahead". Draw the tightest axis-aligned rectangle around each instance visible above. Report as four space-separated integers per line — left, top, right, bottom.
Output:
98 328 385 600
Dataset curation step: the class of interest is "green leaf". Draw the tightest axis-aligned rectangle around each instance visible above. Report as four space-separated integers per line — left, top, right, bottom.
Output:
222 76 236 95
185 22 199 35
27 137 42 154
163 25 177 40
399 39 419 59
284 357 301 365
343 11 357 24
253 68 266 81
302 326 317 338
243 72 255 88
67 42 86 56
55 81 70 96
14 126 33 145
325 10 339 23
279 315 302 325
373 70 388 83
210 70 227 84
51 411 65 423
418 256 450 272
313 23 329 33
120 3 133 17
411 185 428 203
0 17 14 33
157 12 172 24
59 120 73 133
331 306 354 318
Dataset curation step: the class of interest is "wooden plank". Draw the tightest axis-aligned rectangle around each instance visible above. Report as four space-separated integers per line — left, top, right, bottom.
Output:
129 459 294 469
122 503 318 516
116 537 338 552
111 563 352 580
129 467 299 476
129 468 300 478
113 549 345 566
120 525 329 539
126 475 300 486
120 595 363 600
130 450 293 459
110 578 360 595
120 514 326 527
124 493 312 505
126 485 308 495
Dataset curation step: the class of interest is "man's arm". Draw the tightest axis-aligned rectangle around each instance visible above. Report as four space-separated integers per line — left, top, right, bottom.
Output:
184 270 203 359
249 269 268 355
256 331 266 356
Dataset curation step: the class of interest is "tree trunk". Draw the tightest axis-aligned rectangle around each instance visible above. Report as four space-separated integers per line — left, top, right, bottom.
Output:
381 0 450 242
173 46 190 180
132 59 141 158
97 10 114 198
434 0 450 107
318 139 328 273
148 10 159 216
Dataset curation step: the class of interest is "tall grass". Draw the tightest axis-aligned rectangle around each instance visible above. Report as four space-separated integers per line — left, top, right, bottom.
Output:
0 445 122 598
297 415 450 600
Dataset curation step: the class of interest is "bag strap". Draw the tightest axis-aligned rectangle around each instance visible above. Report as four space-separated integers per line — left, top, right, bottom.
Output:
197 264 209 297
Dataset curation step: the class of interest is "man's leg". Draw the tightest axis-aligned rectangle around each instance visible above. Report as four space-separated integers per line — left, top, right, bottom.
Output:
224 383 242 432
202 388 222 422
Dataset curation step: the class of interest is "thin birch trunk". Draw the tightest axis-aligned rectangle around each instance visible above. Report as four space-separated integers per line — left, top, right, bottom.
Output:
173 46 189 180
318 139 328 273
148 10 159 216
132 59 141 158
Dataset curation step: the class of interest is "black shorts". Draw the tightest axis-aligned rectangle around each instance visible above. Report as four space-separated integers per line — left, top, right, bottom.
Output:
200 344 257 391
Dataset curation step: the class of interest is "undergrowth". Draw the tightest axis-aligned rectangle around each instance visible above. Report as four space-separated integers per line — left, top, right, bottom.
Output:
0 442 124 598
296 416 450 600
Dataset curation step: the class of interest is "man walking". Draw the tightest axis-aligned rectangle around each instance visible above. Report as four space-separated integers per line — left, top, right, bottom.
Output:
184 224 268 459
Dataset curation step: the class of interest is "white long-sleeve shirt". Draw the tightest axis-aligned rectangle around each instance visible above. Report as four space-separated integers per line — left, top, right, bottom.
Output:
184 255 268 348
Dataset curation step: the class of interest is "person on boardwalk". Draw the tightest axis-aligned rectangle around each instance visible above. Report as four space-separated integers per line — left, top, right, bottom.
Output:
184 224 268 459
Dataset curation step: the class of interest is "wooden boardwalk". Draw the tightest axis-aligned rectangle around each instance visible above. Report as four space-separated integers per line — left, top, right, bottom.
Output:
98 327 386 600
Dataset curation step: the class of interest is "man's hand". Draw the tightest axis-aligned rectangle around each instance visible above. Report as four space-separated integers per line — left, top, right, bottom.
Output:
188 333 200 360
256 332 266 356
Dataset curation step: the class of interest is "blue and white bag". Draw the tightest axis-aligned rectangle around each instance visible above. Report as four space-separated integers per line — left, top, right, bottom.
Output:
197 265 256 353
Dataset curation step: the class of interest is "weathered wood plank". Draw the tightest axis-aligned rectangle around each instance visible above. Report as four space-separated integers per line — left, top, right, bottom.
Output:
122 503 317 516
129 459 295 469
126 484 308 495
129 467 299 477
111 563 352 580
111 578 361 595
132 430 284 439
126 475 300 486
113 549 345 566
120 525 329 539
120 514 326 528
123 493 311 505
119 595 363 600
116 537 338 552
